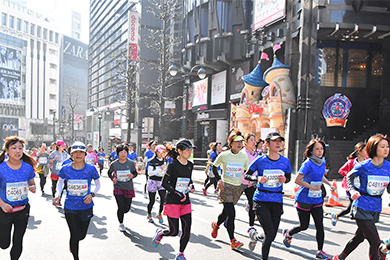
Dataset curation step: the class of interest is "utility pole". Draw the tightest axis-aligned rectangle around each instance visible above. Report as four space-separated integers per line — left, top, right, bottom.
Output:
53 111 56 142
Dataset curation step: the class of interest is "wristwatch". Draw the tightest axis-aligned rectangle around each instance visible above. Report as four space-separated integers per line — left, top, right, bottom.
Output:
90 192 95 197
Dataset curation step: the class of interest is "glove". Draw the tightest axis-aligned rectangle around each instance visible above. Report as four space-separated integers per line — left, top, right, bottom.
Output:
174 191 186 202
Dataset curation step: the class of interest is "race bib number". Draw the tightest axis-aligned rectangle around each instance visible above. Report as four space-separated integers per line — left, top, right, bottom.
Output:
85 157 95 165
225 163 243 178
367 175 389 196
175 177 190 194
354 176 360 189
67 180 88 196
117 170 131 182
263 169 284 188
39 157 48 165
155 166 165 177
55 162 62 171
308 181 322 198
6 182 28 201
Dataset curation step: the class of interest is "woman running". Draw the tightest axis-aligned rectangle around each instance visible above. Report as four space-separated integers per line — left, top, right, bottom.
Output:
282 139 333 260
48 140 70 201
143 140 157 199
0 136 36 260
210 129 250 250
107 144 138 232
37 143 50 195
333 134 390 260
146 145 167 224
203 142 222 195
97 148 105 176
243 132 292 258
53 141 100 260
152 139 195 260
331 142 367 226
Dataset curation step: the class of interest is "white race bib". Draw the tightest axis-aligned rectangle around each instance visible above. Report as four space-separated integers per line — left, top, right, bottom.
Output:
85 157 95 165
67 180 88 196
367 175 389 196
308 181 322 198
263 169 284 188
38 157 48 165
225 163 243 178
6 181 28 201
117 170 131 182
354 176 360 189
175 177 190 194
155 166 165 177
55 162 62 171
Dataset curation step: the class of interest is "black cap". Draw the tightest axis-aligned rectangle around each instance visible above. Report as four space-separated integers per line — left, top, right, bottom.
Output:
265 132 285 142
176 139 196 150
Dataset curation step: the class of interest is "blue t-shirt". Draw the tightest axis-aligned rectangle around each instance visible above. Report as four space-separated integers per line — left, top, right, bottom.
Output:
58 163 100 210
250 155 292 203
97 152 105 163
166 156 173 164
110 151 118 160
144 150 154 168
296 158 326 204
127 152 137 161
0 161 36 207
351 159 390 212
209 152 221 170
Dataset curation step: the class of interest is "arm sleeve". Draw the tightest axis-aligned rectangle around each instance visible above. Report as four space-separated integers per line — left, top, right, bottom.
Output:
162 164 176 194
148 163 160 177
56 178 65 197
285 172 292 183
131 163 138 178
107 163 115 180
338 160 352 177
346 171 358 193
93 179 101 194
244 169 257 181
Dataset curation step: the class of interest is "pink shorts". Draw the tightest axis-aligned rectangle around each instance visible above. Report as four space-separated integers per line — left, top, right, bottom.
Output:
163 204 192 218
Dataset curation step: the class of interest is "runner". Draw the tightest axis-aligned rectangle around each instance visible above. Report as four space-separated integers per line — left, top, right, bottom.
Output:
144 140 157 199
203 142 214 193
36 143 50 195
243 132 292 258
331 142 367 226
203 142 221 195
333 134 390 260
53 141 100 260
107 144 138 232
85 144 98 166
241 133 259 247
48 140 70 201
146 144 167 224
128 144 137 161
282 139 333 260
210 129 249 250
109 146 118 162
97 148 105 176
0 136 36 260
152 139 195 260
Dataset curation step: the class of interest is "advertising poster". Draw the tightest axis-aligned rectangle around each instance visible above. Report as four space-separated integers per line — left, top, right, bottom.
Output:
0 117 18 149
183 84 194 110
253 0 286 31
211 70 226 105
0 45 21 105
230 61 250 100
192 78 208 107
128 11 139 61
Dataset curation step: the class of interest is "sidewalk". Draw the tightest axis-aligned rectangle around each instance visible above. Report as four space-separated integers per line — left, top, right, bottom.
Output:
191 169 390 215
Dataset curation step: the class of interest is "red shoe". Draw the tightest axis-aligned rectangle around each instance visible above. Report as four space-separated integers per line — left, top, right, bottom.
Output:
230 238 243 249
211 221 219 238
202 187 207 196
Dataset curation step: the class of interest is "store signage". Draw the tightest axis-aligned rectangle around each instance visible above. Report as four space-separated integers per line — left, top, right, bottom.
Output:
192 78 208 107
254 0 286 31
248 103 263 115
322 93 352 127
211 70 226 105
128 11 139 61
197 112 209 120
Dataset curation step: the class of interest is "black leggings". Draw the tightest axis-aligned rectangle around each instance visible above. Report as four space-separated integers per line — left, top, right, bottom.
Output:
39 174 47 192
204 177 217 190
289 206 325 251
147 190 166 215
337 197 353 218
255 201 283 260
243 186 256 226
162 213 192 253
65 213 91 260
0 205 29 260
98 163 104 175
204 175 209 186
339 219 381 260
114 194 132 223
51 179 58 198
216 202 236 240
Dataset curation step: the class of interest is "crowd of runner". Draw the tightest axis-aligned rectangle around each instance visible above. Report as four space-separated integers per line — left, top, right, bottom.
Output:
0 131 389 260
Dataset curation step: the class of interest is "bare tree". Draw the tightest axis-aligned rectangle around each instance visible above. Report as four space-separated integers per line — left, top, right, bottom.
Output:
143 0 182 142
63 87 80 143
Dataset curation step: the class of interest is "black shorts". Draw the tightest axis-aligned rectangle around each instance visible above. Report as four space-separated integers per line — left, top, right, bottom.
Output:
64 207 93 221
0 204 30 225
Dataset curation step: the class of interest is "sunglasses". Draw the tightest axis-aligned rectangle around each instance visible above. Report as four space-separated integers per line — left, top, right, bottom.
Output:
71 145 86 150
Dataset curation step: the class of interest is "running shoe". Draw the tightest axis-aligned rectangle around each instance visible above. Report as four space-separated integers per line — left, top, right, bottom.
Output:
248 227 257 252
118 223 126 232
211 221 219 238
152 228 163 248
230 238 244 250
202 187 207 196
332 255 340 260
175 252 187 260
157 214 163 224
316 250 331 259
331 213 338 227
147 215 154 223
214 189 218 194
144 192 148 199
282 229 292 248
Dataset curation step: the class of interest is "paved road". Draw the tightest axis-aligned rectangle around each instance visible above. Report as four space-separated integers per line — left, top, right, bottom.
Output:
1 169 390 260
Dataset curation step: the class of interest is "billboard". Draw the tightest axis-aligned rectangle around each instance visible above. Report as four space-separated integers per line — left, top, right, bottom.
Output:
254 0 286 31
211 70 226 105
0 45 21 105
128 11 139 61
192 78 208 107
182 84 193 111
0 117 19 149
230 61 250 100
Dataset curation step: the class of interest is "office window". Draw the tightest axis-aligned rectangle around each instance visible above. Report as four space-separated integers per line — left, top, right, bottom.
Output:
16 18 21 31
9 16 14 28
49 30 53 41
2 13 7 26
43 28 47 40
23 21 28 33
30 23 35 35
49 94 56 100
55 32 59 43
37 26 41 38
371 52 383 89
347 49 367 88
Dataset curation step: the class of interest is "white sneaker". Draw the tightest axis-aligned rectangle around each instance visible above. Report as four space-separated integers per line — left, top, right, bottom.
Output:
119 223 126 232
144 192 148 199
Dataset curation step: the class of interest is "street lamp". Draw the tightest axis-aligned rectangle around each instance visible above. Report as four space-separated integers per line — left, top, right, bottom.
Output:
168 64 207 138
